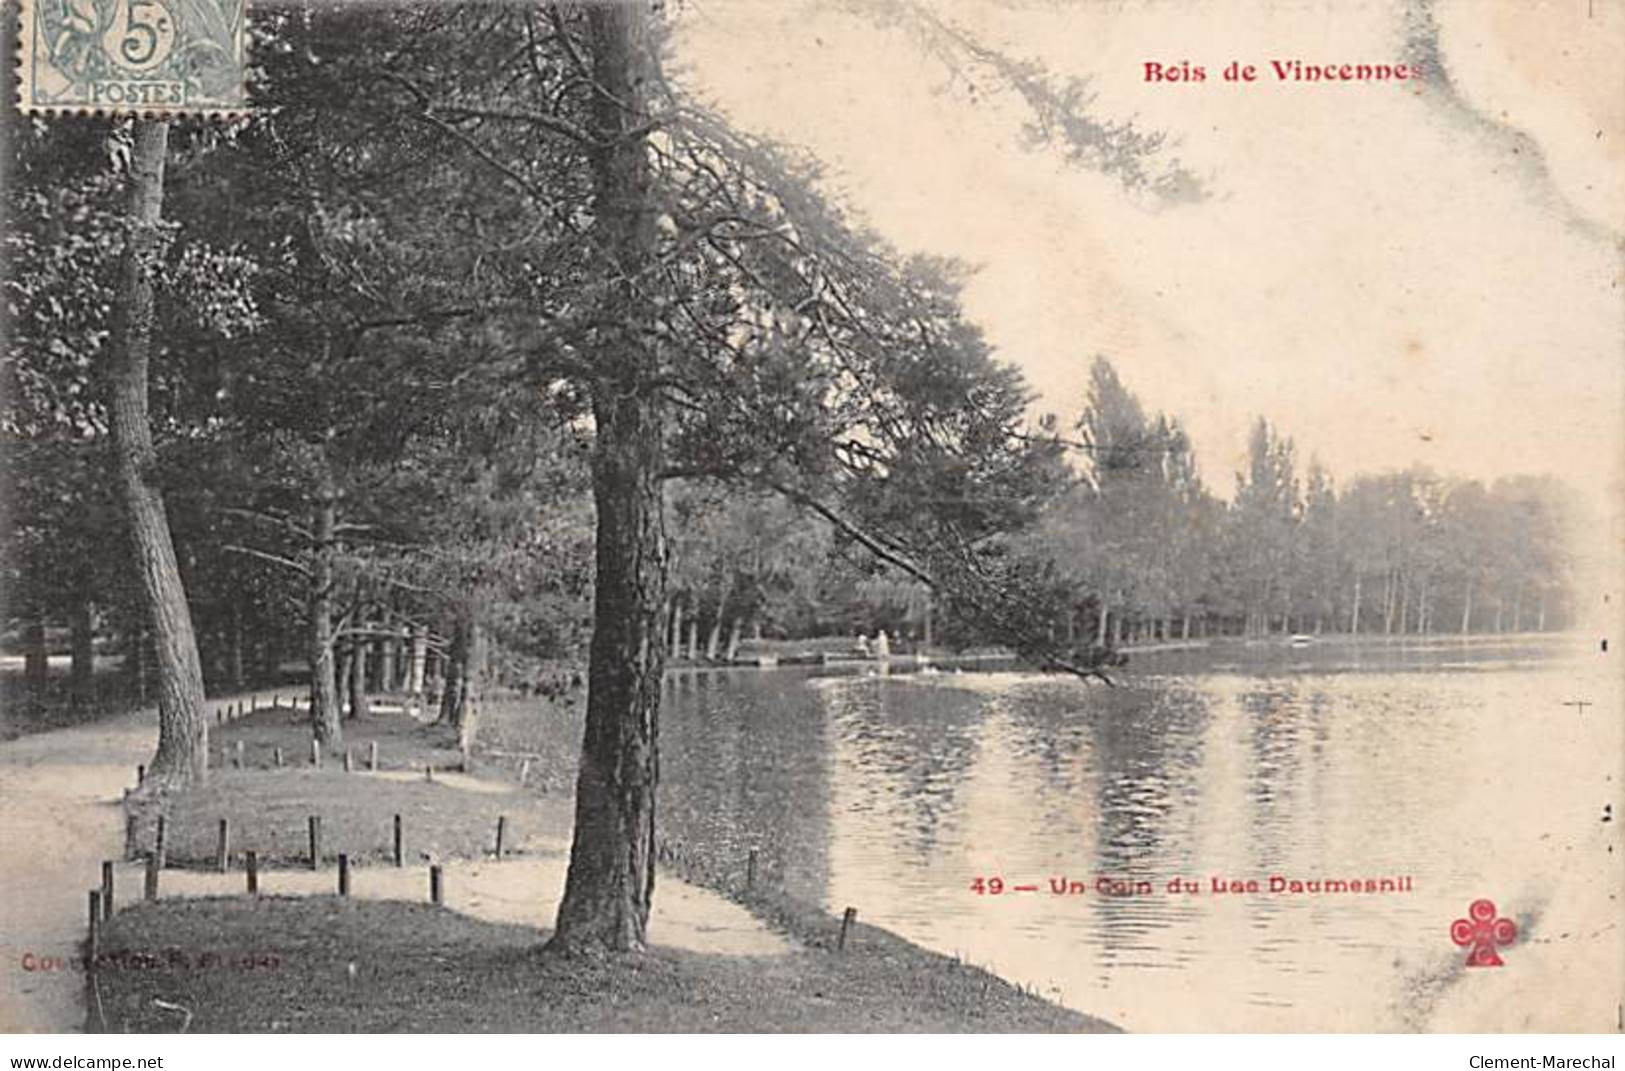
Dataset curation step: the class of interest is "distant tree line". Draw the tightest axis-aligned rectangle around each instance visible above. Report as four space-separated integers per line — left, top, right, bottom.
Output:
1020 356 1576 645
649 356 1577 656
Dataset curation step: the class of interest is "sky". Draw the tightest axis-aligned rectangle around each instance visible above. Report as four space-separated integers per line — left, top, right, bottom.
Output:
673 0 1624 596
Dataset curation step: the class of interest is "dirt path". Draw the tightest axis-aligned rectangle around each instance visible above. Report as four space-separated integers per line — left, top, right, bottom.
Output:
1 695 790 1034
1 710 152 1031
0 689 302 1032
153 856 791 959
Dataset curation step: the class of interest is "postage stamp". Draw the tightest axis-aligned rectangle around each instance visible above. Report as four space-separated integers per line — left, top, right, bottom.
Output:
16 0 247 113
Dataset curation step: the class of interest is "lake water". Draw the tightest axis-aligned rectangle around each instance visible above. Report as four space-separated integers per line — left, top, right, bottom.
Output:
654 636 1622 1031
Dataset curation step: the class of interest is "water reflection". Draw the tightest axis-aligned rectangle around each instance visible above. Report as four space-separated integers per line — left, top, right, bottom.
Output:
655 637 1619 1030
660 667 831 900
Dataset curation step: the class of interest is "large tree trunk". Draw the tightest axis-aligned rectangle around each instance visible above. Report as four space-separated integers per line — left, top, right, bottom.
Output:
107 120 208 790
1460 578 1474 634
550 0 666 955
551 378 667 952
725 617 743 663
309 466 342 748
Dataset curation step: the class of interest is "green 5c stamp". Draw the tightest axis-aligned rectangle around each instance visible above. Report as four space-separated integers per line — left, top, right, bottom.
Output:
19 0 247 113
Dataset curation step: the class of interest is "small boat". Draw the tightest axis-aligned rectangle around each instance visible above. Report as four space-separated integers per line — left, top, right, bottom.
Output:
1288 634 1316 648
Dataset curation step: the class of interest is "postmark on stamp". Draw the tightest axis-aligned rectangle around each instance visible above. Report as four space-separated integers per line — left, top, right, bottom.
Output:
16 0 248 113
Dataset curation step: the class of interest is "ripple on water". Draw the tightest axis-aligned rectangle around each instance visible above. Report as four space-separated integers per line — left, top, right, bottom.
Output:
654 639 1619 1031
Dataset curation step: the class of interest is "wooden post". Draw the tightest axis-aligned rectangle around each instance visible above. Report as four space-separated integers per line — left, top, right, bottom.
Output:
251 695 258 712
393 814 403 868
838 906 857 951
245 850 259 895
216 819 229 872
343 749 352 773
274 746 284 768
216 709 223 726
154 815 166 869
87 890 100 958
143 853 159 901
424 764 432 782
233 740 244 769
100 861 113 920
495 816 506 859
368 741 378 771
338 853 350 896
136 764 145 786
311 739 321 768
747 849 757 889
429 864 443 905
308 815 322 870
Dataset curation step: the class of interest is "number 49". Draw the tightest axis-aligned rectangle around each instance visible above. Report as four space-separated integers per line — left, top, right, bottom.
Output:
969 876 1004 895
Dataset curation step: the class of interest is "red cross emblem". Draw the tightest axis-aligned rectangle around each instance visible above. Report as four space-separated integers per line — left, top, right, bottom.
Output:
1450 899 1516 967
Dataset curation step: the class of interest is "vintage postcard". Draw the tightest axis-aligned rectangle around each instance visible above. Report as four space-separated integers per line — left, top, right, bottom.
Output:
1 0 1621 1047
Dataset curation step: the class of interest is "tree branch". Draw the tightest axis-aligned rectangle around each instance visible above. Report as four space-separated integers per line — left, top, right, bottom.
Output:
223 543 311 577
219 506 314 541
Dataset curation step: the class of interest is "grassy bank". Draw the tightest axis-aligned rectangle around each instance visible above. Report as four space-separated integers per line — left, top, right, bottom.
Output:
89 895 1113 1032
134 703 573 870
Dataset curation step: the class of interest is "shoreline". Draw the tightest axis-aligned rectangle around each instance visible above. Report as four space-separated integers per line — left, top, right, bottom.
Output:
26 688 1114 1034
85 890 1117 1032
